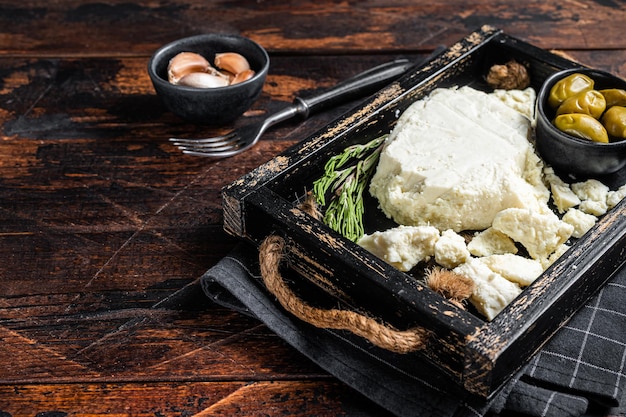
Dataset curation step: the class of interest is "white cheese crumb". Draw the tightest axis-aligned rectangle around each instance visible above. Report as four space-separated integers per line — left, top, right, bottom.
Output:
562 208 597 238
542 167 581 213
607 184 626 209
606 184 626 210
541 243 571 270
572 178 610 201
572 179 609 216
434 229 470 269
454 258 522 320
578 199 608 217
492 208 574 261
550 183 582 214
357 225 440 272
467 227 518 257
478 254 544 286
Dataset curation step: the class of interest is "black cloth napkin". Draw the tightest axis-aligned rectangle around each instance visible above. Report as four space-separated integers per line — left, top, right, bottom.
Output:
200 242 626 417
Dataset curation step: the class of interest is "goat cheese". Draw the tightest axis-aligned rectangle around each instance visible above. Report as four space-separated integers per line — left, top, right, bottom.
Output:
467 227 518 257
542 243 571 269
550 183 582 214
572 179 609 216
370 86 550 232
608 184 626 209
357 225 439 272
492 208 574 261
562 208 597 238
479 253 544 287
543 167 581 213
434 229 470 268
454 258 522 320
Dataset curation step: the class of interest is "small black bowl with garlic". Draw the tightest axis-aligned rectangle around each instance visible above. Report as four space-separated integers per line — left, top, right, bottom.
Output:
148 34 269 125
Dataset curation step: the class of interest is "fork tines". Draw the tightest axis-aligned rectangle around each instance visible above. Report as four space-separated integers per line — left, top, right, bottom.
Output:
169 133 245 156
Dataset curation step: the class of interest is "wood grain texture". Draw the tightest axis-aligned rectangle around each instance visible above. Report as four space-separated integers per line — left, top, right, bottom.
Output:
2 1 626 57
1 0 626 415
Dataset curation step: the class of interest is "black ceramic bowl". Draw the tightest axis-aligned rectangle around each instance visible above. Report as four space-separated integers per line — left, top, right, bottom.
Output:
148 34 269 125
535 68 626 178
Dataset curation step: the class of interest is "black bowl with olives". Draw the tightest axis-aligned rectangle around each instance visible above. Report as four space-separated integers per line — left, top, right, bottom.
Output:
535 68 626 178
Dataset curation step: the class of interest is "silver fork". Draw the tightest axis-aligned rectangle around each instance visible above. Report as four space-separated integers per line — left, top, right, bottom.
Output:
169 58 416 158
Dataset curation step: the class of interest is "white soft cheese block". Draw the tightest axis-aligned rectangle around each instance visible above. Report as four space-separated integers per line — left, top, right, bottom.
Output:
550 183 582 214
454 257 522 320
467 227 519 257
572 179 610 202
370 86 549 232
357 225 440 272
562 208 597 239
434 229 470 269
572 179 609 216
608 184 626 209
479 253 544 286
543 167 581 214
542 243 571 270
492 208 574 261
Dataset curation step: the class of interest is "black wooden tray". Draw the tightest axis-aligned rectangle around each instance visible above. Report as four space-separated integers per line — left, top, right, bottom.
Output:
222 26 626 399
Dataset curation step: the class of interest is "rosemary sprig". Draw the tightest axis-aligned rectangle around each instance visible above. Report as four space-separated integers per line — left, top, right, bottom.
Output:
312 135 386 242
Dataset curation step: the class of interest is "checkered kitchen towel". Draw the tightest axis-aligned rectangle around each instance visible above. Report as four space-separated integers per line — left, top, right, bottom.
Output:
201 242 626 417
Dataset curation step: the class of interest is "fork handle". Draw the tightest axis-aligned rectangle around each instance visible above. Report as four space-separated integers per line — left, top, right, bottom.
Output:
293 58 415 118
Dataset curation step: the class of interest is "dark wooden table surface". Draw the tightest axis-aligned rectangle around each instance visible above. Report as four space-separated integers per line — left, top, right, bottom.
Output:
1 1 626 416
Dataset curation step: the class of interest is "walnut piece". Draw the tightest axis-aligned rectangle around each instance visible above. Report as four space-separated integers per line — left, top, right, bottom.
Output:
486 60 530 90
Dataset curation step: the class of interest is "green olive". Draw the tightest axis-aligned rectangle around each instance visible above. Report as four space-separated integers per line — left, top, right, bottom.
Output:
599 88 626 108
556 89 606 119
548 73 595 109
553 113 609 143
601 106 626 139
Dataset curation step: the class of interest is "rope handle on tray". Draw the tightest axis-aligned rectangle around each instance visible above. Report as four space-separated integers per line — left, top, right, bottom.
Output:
259 234 430 354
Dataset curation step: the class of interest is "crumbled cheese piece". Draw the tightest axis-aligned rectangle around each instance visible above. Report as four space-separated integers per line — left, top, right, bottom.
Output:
454 258 522 320
479 254 544 286
434 229 470 269
572 179 609 216
542 166 560 184
492 208 574 261
467 227 518 257
579 199 608 217
357 225 439 272
608 184 626 209
542 243 571 269
572 179 610 201
543 167 581 213
493 87 537 121
550 183 582 214
562 208 597 238
370 86 550 232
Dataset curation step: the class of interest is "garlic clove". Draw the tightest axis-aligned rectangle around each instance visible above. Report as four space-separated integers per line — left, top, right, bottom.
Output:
231 69 256 85
168 52 211 84
214 52 251 75
206 66 232 83
177 72 230 88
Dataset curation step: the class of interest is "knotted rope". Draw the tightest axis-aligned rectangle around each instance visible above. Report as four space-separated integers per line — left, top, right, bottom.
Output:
257 193 474 354
258 234 430 354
